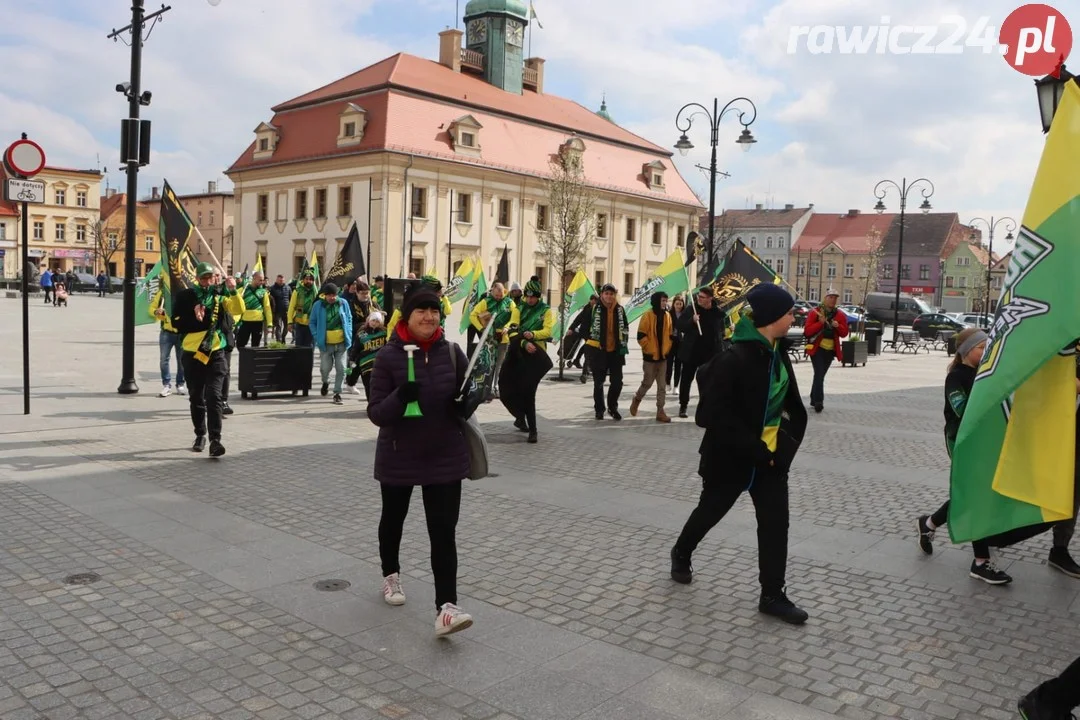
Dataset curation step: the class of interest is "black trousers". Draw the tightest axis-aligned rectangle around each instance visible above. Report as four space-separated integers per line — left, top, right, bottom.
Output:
930 501 990 558
236 321 264 348
43 287 53 303
591 351 623 414
810 350 834 407
379 481 462 610
1034 654 1080 710
523 381 539 432
221 348 232 403
678 360 699 409
181 350 227 441
675 471 790 595
666 356 682 388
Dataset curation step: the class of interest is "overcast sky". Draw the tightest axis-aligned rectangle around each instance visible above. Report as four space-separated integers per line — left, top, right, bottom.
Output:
3 0 1059 246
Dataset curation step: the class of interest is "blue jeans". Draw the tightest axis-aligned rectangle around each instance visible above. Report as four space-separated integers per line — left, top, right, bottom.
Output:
320 343 346 394
294 323 313 348
159 331 185 387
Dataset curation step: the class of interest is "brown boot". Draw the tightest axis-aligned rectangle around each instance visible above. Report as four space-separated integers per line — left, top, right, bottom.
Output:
656 409 671 423
629 396 642 417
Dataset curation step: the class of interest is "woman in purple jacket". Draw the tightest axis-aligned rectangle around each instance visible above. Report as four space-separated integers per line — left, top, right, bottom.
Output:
368 285 473 636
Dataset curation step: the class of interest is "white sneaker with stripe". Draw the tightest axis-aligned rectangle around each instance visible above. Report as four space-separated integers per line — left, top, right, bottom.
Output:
435 603 473 637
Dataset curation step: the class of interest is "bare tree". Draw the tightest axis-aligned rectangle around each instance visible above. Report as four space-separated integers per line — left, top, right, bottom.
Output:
539 150 598 379
91 219 123 286
856 228 886 337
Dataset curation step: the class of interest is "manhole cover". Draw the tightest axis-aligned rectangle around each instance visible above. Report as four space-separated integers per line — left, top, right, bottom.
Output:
63 572 101 585
313 579 350 592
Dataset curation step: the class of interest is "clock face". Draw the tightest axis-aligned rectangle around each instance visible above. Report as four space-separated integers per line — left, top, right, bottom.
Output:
506 20 523 47
467 18 487 44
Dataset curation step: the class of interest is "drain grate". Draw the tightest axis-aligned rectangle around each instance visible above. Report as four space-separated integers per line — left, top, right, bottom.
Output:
63 572 101 586
313 579 350 592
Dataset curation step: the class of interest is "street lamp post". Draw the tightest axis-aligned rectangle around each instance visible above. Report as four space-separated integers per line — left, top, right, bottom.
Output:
1035 64 1078 133
674 97 758 285
873 177 935 344
966 216 1015 321
108 0 170 394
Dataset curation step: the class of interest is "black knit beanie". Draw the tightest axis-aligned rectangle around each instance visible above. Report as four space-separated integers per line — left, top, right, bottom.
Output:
746 284 794 327
401 285 441 321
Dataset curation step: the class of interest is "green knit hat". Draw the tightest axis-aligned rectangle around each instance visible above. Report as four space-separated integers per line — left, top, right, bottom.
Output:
524 275 542 298
420 274 442 292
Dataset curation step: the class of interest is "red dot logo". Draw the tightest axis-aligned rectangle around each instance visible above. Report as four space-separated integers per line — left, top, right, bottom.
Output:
1000 4 1072 76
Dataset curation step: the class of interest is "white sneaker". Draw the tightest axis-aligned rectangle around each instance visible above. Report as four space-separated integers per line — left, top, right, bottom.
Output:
382 573 406 606
435 602 473 637
176 385 187 396
158 385 171 397
349 384 363 396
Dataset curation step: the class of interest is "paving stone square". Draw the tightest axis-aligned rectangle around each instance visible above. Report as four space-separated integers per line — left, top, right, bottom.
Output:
0 296 1077 719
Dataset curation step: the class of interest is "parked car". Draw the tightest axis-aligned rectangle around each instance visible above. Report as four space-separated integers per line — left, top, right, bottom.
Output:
864 292 934 325
956 313 992 329
69 273 99 293
792 300 813 326
108 277 124 293
912 312 970 339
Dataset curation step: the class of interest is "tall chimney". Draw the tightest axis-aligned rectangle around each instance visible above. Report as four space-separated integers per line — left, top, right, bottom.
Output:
439 29 463 72
208 180 217 193
151 186 159 200
755 203 763 210
784 203 794 210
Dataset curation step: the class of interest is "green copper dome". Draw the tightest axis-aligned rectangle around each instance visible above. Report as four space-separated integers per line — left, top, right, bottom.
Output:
596 97 613 122
464 0 528 19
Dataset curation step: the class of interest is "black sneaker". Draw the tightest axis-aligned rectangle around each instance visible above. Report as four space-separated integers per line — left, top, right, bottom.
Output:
1049 547 1080 578
1018 686 1073 720
191 436 206 453
678 406 688 419
527 431 538 444
813 404 823 413
608 408 622 421
333 393 343 405
222 403 234 416
208 439 226 458
916 515 935 556
321 382 329 396
514 417 528 432
970 559 1012 585
670 546 693 584
595 411 604 420
759 591 809 625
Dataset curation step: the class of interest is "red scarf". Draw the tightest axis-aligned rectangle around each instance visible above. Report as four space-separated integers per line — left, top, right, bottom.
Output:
396 322 443 353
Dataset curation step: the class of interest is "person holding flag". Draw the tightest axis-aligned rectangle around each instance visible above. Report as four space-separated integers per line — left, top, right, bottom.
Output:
288 269 317 347
470 282 518 400
804 288 849 413
502 276 555 443
585 283 629 420
676 286 724 419
172 262 243 457
236 272 273 348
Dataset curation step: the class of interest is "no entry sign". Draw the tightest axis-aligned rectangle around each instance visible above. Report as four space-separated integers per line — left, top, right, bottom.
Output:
4 138 46 178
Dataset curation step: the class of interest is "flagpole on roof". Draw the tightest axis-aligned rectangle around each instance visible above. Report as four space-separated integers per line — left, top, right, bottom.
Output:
455 0 459 29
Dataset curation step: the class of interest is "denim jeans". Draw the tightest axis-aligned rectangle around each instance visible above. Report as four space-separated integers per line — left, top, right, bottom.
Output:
320 343 347 394
159 331 185 387
294 323 313 348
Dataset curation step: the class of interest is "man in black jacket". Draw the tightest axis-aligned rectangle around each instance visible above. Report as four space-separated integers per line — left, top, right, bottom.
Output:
268 275 291 343
675 286 725 418
670 283 809 625
568 295 598 382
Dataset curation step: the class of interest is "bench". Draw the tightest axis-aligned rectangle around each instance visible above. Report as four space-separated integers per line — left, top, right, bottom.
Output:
931 329 956 352
785 331 808 363
891 329 930 354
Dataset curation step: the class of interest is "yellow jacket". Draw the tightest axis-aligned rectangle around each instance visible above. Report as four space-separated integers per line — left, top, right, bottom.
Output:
509 305 555 351
386 296 452 335
149 289 176 333
636 309 674 361
470 297 519 344
240 285 273 324
288 285 317 326
179 293 243 354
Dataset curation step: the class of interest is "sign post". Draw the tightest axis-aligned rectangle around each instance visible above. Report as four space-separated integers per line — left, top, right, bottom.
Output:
4 134 46 415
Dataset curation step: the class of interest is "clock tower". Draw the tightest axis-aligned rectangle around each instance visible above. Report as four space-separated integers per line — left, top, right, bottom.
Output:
463 0 528 94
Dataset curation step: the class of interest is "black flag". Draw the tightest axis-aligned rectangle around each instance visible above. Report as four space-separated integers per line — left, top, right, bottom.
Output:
710 239 782 311
324 223 366 286
494 245 510 284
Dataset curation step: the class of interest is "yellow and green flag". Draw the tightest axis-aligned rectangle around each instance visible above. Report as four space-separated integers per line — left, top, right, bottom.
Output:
948 80 1080 543
134 262 162 326
445 256 476 305
460 267 488 334
554 269 596 340
624 250 689 323
254 254 264 275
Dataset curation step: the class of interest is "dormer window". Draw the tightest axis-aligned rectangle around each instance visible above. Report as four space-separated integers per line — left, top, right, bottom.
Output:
643 160 666 190
449 115 483 157
253 122 279 160
337 103 368 148
560 136 585 171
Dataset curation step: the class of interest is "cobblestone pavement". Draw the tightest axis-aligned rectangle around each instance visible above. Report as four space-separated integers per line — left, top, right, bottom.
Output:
1 296 1078 720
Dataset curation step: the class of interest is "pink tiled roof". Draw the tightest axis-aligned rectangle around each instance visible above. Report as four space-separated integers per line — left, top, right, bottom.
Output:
793 212 896 253
228 54 700 208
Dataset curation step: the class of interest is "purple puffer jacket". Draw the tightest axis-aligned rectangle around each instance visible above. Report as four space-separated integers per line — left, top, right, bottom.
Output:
368 332 469 486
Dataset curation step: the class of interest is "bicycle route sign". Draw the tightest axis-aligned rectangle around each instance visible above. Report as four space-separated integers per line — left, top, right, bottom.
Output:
5 178 45 204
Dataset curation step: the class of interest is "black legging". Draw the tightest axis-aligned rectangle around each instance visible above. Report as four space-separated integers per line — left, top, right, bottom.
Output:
666 356 682 388
931 499 1055 558
379 481 461 611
